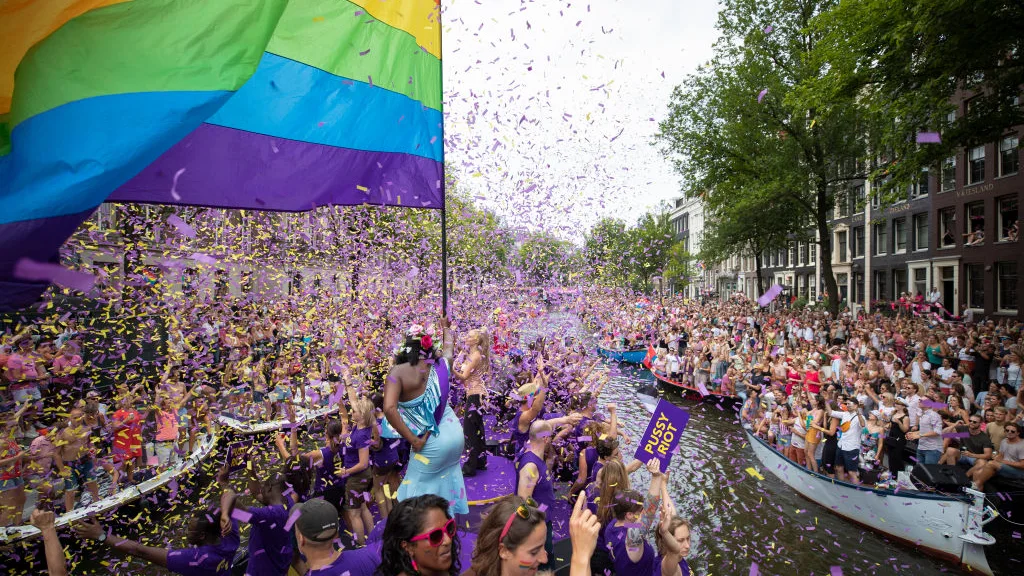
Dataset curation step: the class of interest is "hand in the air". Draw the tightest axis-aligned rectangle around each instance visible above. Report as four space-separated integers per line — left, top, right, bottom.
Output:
569 491 601 560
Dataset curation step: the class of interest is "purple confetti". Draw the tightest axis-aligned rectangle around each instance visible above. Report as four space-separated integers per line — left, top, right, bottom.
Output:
166 214 197 238
14 258 96 292
231 508 253 523
757 89 768 103
916 132 942 144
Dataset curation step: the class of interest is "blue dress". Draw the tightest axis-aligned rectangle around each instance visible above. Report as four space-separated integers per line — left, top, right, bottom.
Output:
381 359 468 515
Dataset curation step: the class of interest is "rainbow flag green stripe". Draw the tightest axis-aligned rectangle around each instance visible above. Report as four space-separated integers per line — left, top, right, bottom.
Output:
268 0 441 111
7 0 288 130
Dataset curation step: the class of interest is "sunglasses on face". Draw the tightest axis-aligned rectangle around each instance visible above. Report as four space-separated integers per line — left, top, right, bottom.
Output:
500 497 538 542
409 517 456 547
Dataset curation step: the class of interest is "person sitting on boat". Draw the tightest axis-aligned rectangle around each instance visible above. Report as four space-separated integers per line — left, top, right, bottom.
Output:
74 509 240 576
462 494 548 576
381 318 469 516
940 414 993 469
967 422 1024 491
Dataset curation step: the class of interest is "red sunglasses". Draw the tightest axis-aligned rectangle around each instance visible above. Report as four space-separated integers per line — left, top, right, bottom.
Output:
409 518 456 547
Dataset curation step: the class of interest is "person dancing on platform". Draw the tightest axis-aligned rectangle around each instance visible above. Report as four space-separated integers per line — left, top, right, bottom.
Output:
456 328 491 477
382 317 468 515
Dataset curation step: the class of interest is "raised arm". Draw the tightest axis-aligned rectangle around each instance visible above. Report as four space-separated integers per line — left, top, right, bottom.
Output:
383 368 430 452
74 518 169 568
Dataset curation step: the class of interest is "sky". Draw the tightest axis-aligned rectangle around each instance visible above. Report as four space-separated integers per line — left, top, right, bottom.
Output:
441 0 723 241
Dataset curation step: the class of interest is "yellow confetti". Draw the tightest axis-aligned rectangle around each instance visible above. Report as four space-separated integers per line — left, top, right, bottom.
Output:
356 185 369 192
744 467 764 481
313 16 325 22
413 453 430 465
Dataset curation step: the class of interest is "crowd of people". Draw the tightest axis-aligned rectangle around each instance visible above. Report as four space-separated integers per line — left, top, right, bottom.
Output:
581 289 1023 491
1 287 699 576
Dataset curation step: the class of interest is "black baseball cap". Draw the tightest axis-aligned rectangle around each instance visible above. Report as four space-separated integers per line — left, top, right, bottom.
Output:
296 498 339 541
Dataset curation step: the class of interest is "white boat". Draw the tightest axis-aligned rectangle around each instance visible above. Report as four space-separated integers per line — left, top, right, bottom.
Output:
743 427 997 575
1 433 218 544
216 404 338 434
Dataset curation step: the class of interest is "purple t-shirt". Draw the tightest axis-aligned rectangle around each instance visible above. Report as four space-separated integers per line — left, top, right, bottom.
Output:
604 523 655 576
343 427 373 469
306 542 380 576
167 522 240 576
244 504 292 576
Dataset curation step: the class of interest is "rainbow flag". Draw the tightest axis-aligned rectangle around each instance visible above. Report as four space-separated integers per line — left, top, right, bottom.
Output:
0 0 443 310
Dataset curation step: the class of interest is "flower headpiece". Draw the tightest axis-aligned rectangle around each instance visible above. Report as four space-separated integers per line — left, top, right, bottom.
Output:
396 323 438 356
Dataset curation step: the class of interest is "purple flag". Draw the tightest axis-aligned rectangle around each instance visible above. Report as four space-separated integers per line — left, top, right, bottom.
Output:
634 399 690 471
757 284 784 307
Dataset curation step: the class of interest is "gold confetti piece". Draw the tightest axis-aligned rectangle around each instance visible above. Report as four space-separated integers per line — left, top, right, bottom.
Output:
744 467 764 481
413 453 430 464
356 185 369 192
313 16 325 22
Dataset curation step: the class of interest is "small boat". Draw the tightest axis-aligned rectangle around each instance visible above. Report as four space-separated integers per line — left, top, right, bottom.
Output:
743 427 997 575
216 404 339 435
596 344 647 364
1 433 219 544
642 348 740 402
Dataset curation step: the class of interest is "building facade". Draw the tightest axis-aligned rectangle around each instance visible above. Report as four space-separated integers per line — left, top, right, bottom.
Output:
668 195 709 299
740 98 1021 319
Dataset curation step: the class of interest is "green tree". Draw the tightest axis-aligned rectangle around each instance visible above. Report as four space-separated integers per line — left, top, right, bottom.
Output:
627 211 675 292
657 0 870 314
807 0 1024 193
583 217 630 286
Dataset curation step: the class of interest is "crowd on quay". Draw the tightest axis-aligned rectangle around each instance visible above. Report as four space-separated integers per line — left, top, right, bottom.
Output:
581 289 1024 490
1 286 697 576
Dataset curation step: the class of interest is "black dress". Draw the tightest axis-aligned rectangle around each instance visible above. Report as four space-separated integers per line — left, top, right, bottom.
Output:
885 415 909 474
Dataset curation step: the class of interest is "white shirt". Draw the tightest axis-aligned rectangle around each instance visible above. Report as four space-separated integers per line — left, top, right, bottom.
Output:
834 411 864 451
928 290 941 303
937 366 955 383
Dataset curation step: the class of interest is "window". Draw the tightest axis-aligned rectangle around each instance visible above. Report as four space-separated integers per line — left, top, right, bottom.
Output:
894 218 907 253
874 271 887 302
966 202 985 245
998 262 1018 311
999 135 1019 177
939 208 957 247
893 269 908 299
790 242 798 266
809 243 816 264
853 226 865 258
968 146 985 184
913 213 929 251
799 242 808 266
873 223 888 255
966 264 985 309
911 168 930 198
837 231 848 263
945 110 957 126
836 193 849 218
837 273 849 302
941 156 956 192
998 196 1018 241
913 268 928 297
853 185 865 213
853 272 864 303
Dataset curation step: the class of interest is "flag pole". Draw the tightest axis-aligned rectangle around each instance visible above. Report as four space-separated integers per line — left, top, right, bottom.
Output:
438 2 448 318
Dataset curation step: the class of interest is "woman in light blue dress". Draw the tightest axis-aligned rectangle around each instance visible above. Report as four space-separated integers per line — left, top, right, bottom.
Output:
381 317 468 515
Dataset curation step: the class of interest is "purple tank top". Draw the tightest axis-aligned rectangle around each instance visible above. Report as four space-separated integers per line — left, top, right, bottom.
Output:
584 447 599 485
314 446 337 494
515 451 555 511
510 410 530 454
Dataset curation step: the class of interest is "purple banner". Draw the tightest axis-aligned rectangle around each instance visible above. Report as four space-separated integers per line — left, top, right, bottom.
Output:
634 399 690 471
226 437 254 473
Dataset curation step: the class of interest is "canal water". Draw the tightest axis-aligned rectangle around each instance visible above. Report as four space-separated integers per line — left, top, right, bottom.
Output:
16 312 1019 575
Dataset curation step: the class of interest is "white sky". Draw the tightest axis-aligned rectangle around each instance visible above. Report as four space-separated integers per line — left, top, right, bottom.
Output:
441 0 722 241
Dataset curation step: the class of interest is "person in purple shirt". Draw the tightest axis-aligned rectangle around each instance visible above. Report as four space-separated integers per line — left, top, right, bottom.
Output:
604 460 667 576
219 468 293 576
375 494 461 576
653 498 692 576
73 512 239 576
338 385 377 546
296 498 379 576
514 419 556 570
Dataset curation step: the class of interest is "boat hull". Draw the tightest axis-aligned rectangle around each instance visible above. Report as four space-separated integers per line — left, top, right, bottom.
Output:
643 359 740 402
744 428 992 575
596 346 647 364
